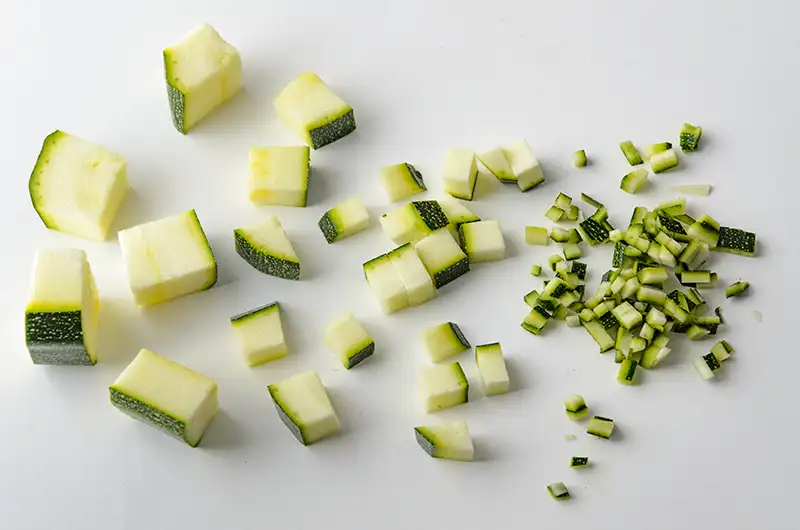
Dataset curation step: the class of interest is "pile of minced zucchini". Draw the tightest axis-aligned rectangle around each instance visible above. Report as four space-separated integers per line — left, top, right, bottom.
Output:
21 21 757 498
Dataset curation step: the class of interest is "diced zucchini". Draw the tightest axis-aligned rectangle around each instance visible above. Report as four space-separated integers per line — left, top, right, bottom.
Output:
655 198 687 216
318 196 370 243
711 340 734 362
439 196 481 233
525 226 549 245
579 308 595 322
475 343 510 396
566 315 581 327
522 306 551 335
570 456 589 468
110 348 219 447
268 371 341 444
562 243 582 261
650 149 680 173
646 307 667 331
587 416 615 439
612 301 643 330
274 71 355 149
230 302 287 367
550 227 570 243
443 148 478 200
248 146 310 207
686 325 711 341
693 356 717 380
547 482 570 500
531 264 543 276
571 261 587 280
387 243 437 306
564 394 588 420
582 320 615 352
565 205 580 222
163 24 242 134
642 142 672 159
460 220 506 263
363 253 409 313
119 209 217 306
620 168 649 194
234 216 299 280
415 229 470 288
639 323 655 342
714 226 757 257
663 299 691 324
545 205 565 222
25 249 99 365
610 229 624 243
380 200 450 245
687 214 721 247
380 163 426 203
421 322 470 362
617 359 638 385
524 289 540 308
553 192 572 210
679 123 703 152
503 139 545 191
581 193 605 209
638 266 668 285
671 184 712 196
477 146 515 182
640 335 671 369
415 421 474 462
579 218 610 245
637 286 667 306
573 149 587 167
680 270 713 285
620 141 643 165
324 311 374 369
418 362 469 412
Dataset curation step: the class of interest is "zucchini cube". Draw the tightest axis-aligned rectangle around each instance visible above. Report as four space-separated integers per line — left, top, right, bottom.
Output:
414 229 470 289
318 196 370 243
363 254 409 314
414 421 474 461
459 220 506 263
380 163 426 203
230 302 288 367
418 362 469 412
421 322 470 362
324 311 375 369
247 146 310 207
442 149 478 201
475 342 509 396
387 243 437 306
268 371 341 445
379 200 449 245
477 146 516 182
503 140 545 192
234 216 300 280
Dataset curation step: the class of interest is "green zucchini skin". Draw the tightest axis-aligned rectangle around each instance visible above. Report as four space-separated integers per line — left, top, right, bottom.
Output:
234 231 300 280
25 311 93 366
309 110 356 149
110 388 190 444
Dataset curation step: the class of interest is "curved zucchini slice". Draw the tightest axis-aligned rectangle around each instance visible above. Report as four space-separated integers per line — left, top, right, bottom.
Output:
415 421 474 461
234 216 299 280
268 370 341 445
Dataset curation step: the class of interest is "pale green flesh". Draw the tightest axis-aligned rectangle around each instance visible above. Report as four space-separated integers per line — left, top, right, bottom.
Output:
422 322 469 362
268 371 341 445
418 363 469 412
415 421 474 461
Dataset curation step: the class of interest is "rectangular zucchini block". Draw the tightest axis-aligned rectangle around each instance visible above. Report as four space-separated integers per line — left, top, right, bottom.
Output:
380 163 426 203
234 216 300 280
230 302 288 367
273 71 356 149
163 24 242 134
268 370 341 445
414 229 470 289
363 254 409 314
421 322 470 362
25 249 99 365
118 209 217 306
29 130 128 241
318 196 370 243
475 342 509 396
438 195 480 238
379 200 449 245
414 421 474 461
110 348 219 447
418 362 469 412
324 311 375 369
248 146 310 207
442 149 478 200
387 243 437 306
503 140 545 192
459 220 506 262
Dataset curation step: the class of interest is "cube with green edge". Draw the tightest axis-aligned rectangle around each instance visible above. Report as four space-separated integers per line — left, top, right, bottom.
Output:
230 302 287 367
318 196 370 243
525 226 549 245
118 209 217 306
418 362 469 412
109 348 219 447
421 322 470 362
442 148 478 200
247 146 310 207
547 482 570 500
363 254 409 314
502 139 545 192
679 123 702 152
268 370 341 445
414 421 474 462
25 249 99 365
620 168 649 194
459 220 505 263
380 163 426 203
564 394 588 420
387 243 436 306
324 311 375 369
234 216 300 280
477 146 516 182
415 229 469 289
587 416 615 439
163 24 242 134
379 200 449 246
475 342 509 396
273 71 355 149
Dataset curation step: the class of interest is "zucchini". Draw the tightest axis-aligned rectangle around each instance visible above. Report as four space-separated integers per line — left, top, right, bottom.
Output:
638 266 668 285
460 220 506 263
29 131 129 241
531 264 543 276
475 343 510 396
415 421 474 462
571 261 587 280
612 301 643 330
620 141 643 165
548 254 565 271
562 243 582 261
680 270 714 285
380 200 449 245
525 226 549 245
671 184 712 196
324 311 375 369
318 196 370 243
387 243 437 305
564 394 588 420
686 324 710 340
547 483 570 500
714 226 757 257
443 148 479 200
570 456 589 468
545 205 565 222
579 218 610 245
234 215 299 280
269 370 341 444
274 71 355 149
415 229 470 288
573 149 587 167
725 280 750 298
581 193 605 209
421 322 470 362
380 163 426 202
363 254 409 314
620 168 649 194
566 315 581 327
642 142 672 159
25 249 99 365
650 149 680 173
119 209 217 306
617 359 638 385
230 302 287 367
679 123 703 152
711 340 734 362
550 227 570 243
503 139 546 191
524 289 540 308
687 214 721 247
565 205 580 221
587 416 615 439
418 362 469 412
579 308 595 322
110 349 219 447
248 146 310 207
554 192 573 210
582 320 615 352
693 355 717 380
645 307 667 331
439 195 481 229
655 198 686 216
478 146 516 182
640 335 671 369
637 286 667 306
522 306 550 335
163 24 242 134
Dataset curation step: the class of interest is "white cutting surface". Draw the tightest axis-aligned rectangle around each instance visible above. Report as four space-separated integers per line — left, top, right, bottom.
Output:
0 1 797 529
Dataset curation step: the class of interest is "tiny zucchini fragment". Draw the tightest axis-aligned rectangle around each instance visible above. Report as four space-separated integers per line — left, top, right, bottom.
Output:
671 184 712 197
570 456 589 468
679 123 703 152
573 149 587 167
547 482 570 500
525 226 549 245
620 168 649 194
565 394 589 420
620 141 643 165
617 359 638 385
546 205 566 222
650 149 680 173
587 416 615 439
530 264 542 276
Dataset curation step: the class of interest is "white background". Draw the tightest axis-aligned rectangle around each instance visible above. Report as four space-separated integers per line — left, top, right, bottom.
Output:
1 1 797 529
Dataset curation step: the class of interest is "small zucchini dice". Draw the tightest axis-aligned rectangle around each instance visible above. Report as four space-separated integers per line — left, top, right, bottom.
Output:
650 149 680 173
522 306 550 335
234 216 299 280
438 195 480 228
619 141 643 165
273 71 356 149
247 146 310 207
387 244 437 306
318 196 370 243
268 371 341 445
587 416 615 439
617 359 638 385
230 302 287 367
380 163 426 202
693 355 717 380
573 149 587 167
418 362 469 412
620 168 649 194
570 456 589 468
415 421 474 461
525 226 549 245
421 322 470 362
679 123 703 152
443 148 478 200
379 200 448 245
503 139 545 191
475 342 509 396
477 146 516 182
324 311 375 369
363 254 409 314
119 209 217 306
564 394 588 421
29 130 128 241
459 220 506 263
415 229 470 289
163 24 242 134
714 226 756 257
547 482 570 500
25 249 99 365
110 349 219 447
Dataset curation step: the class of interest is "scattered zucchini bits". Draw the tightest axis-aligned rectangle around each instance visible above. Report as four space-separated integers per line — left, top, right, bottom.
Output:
418 362 469 412
163 24 242 134
414 421 474 462
459 220 506 263
324 311 375 369
318 196 370 243
268 370 341 445
475 343 510 396
230 302 288 367
118 209 216 306
247 146 310 207
25 249 99 365
110 349 219 447
442 148 478 200
380 163 426 202
29 130 128 241
421 322 470 362
273 71 356 149
234 216 300 280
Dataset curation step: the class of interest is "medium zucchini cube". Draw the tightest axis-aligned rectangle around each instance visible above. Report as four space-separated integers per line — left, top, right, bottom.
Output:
380 163 426 203
324 311 375 369
379 200 449 245
438 195 480 239
414 229 470 289
421 322 470 362
248 146 310 207
459 220 506 263
234 216 300 280
478 146 516 182
29 130 128 241
110 349 219 447
363 254 409 314
268 370 341 445
118 209 217 306
503 140 545 192
318 196 370 243
163 24 242 134
230 302 288 367
273 71 356 149
418 362 469 412
442 149 478 200
414 421 474 461
25 249 99 365
387 244 437 306
475 342 509 396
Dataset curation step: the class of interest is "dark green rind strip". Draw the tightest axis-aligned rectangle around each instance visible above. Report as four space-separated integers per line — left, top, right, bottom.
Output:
189 209 218 290
346 341 375 369
412 201 449 231
29 130 61 230
269 389 307 445
25 311 93 366
164 53 186 134
580 218 610 244
110 388 190 445
414 429 437 457
449 323 470 348
230 302 279 323
406 164 426 191
234 231 300 280
714 226 756 256
318 212 340 243
432 258 469 289
309 109 356 149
